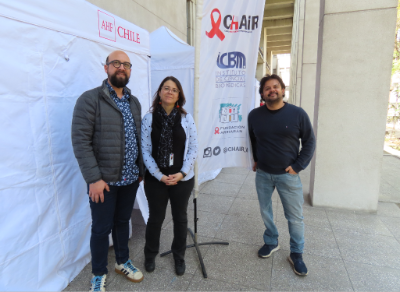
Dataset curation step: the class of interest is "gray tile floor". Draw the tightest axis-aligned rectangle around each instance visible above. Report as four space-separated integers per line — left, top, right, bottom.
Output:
65 155 400 291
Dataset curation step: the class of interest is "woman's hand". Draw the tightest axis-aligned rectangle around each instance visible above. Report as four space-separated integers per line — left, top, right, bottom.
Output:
168 173 184 185
161 175 176 186
160 173 183 186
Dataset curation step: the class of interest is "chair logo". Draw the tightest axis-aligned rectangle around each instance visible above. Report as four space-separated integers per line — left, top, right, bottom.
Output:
205 8 260 40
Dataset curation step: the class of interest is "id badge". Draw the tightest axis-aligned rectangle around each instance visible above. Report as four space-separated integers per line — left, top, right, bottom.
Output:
169 153 174 166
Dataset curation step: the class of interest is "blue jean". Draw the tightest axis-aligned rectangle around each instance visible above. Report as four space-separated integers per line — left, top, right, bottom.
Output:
255 169 304 253
88 181 139 275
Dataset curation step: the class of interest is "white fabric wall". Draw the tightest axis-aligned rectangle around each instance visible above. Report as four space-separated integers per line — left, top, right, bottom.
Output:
0 1 150 290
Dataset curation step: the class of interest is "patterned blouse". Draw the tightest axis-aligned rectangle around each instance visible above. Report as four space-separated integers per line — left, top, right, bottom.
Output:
106 82 139 186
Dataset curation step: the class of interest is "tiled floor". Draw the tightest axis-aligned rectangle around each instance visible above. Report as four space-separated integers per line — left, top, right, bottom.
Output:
65 155 400 291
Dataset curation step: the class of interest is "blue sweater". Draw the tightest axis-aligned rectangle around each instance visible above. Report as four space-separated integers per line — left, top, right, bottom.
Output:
248 103 315 174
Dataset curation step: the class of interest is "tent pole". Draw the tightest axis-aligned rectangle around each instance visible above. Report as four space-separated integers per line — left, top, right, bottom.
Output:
160 0 229 279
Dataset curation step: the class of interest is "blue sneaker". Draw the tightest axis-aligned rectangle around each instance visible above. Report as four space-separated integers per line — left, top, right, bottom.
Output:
258 243 280 258
90 274 106 292
288 253 308 276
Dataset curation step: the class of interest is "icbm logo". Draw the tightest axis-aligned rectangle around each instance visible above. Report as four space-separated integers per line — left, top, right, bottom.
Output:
217 52 246 69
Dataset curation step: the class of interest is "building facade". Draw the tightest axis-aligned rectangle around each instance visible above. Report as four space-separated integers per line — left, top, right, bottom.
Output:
88 0 398 211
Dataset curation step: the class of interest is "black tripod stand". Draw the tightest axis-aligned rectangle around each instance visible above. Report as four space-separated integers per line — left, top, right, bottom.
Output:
160 195 229 278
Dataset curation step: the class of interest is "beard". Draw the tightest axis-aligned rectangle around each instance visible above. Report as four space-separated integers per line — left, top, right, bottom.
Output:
109 71 130 88
264 93 283 104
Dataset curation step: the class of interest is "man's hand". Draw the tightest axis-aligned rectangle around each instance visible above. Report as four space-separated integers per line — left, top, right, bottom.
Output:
89 180 109 203
285 166 297 175
252 162 257 172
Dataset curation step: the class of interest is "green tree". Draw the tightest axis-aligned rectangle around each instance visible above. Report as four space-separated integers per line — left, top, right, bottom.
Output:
393 0 400 75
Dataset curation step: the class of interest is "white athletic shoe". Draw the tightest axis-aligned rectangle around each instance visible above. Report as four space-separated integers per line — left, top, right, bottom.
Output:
90 274 107 292
115 259 144 283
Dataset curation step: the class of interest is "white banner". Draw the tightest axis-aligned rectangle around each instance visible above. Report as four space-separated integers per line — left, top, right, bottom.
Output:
198 0 265 173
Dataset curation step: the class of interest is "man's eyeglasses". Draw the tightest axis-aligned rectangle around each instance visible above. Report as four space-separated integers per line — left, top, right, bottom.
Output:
107 60 132 69
162 86 179 94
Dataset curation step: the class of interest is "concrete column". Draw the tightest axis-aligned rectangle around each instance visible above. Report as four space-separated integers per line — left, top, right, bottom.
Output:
267 50 272 74
289 0 304 106
256 28 267 80
310 0 397 211
299 0 320 124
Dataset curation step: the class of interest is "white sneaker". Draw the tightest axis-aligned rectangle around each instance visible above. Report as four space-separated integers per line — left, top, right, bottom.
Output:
90 274 106 292
115 259 144 283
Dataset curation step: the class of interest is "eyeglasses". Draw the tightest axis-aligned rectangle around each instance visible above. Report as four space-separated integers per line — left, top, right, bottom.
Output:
107 60 132 69
162 86 179 94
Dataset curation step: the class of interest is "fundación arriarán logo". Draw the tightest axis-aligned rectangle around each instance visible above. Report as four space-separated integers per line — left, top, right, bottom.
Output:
214 103 245 135
205 8 260 41
219 103 242 123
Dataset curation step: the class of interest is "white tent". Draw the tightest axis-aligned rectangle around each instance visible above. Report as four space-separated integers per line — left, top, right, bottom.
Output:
150 26 195 115
0 0 150 290
149 26 220 185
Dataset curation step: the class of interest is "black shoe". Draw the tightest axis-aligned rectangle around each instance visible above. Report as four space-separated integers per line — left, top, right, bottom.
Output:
258 243 280 258
288 253 308 276
174 259 185 276
144 259 155 273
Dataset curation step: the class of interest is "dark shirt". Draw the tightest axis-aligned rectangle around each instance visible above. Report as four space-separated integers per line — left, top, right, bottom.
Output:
248 103 316 174
106 82 139 185
147 111 186 179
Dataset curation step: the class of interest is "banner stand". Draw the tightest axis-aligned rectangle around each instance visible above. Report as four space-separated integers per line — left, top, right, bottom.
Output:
160 0 229 278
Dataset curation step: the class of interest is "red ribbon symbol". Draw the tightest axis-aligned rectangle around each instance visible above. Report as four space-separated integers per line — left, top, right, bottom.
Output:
215 127 220 134
206 9 225 41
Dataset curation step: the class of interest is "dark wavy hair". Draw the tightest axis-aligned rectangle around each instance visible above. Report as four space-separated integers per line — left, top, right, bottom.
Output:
150 76 187 115
259 74 286 99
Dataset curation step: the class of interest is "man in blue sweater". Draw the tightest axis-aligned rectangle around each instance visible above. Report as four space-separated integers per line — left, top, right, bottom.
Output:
248 74 315 276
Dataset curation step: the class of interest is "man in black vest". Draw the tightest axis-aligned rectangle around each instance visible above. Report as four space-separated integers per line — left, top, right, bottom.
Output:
248 74 315 276
72 50 144 291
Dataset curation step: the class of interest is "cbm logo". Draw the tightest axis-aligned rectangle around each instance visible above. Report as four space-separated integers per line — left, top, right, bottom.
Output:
217 52 246 69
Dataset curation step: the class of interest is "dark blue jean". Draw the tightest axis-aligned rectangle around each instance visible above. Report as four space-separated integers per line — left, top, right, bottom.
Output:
88 181 139 275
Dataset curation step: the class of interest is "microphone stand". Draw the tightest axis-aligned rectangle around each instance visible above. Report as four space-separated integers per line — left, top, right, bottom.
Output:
160 192 229 278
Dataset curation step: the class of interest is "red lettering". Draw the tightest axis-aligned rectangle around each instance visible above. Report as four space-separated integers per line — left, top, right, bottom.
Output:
124 29 130 40
101 21 113 32
117 26 123 37
230 16 238 31
117 26 140 43
107 22 113 32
